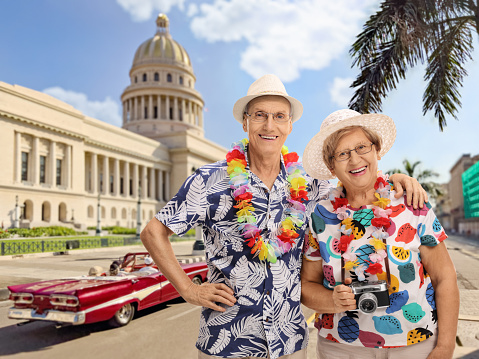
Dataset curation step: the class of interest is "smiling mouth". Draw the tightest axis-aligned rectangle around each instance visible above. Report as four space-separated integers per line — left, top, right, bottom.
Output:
259 135 278 140
350 166 367 174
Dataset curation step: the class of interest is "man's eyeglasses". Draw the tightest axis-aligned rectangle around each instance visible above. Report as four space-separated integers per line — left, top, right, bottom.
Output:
330 143 375 162
244 111 291 123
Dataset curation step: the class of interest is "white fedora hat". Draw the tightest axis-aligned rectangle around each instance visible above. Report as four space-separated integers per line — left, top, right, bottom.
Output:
302 109 396 180
233 74 303 124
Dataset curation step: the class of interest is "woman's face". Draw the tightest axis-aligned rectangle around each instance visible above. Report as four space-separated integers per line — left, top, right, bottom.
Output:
330 128 381 193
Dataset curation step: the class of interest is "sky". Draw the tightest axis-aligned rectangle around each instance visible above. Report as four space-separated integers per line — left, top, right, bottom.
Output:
1 0 478 184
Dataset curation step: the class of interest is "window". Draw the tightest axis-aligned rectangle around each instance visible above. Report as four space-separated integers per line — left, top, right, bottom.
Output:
179 76 184 85
110 175 114 193
99 173 103 192
167 73 172 82
21 152 29 181
129 179 133 195
135 76 138 83
120 177 124 194
179 109 183 121
144 107 148 119
39 156 46 183
143 73 147 82
169 107 173 120
56 159 62 185
154 106 158 119
154 72 159 81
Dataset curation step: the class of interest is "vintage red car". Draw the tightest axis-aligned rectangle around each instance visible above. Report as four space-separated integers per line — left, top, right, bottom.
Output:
7 252 208 327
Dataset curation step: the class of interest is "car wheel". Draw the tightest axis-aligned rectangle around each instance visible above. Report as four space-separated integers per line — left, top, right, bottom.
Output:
192 276 202 285
109 303 135 327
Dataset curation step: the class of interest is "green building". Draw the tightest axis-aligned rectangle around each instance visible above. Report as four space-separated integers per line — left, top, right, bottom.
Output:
462 161 479 219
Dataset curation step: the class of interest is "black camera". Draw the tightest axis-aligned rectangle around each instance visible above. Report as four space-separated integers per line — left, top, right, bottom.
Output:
349 280 390 314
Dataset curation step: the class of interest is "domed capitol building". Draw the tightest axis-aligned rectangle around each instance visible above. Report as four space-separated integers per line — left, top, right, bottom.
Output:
0 14 226 230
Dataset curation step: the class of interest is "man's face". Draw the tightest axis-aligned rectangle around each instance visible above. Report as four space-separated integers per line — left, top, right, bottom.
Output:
242 96 292 160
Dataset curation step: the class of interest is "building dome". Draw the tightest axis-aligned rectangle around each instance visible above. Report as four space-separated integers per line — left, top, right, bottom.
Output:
121 14 205 142
132 14 191 69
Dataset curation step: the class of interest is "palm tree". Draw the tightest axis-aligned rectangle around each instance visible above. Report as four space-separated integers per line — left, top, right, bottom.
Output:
349 0 478 131
387 159 444 199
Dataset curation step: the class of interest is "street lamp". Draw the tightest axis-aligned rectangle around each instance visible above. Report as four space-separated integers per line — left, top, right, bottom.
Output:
136 186 142 239
14 195 19 228
96 193 101 235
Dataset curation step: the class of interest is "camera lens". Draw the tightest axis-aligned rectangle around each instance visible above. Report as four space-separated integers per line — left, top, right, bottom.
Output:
358 293 378 314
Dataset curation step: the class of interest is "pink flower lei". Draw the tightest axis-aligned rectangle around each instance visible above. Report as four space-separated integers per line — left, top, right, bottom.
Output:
226 139 309 263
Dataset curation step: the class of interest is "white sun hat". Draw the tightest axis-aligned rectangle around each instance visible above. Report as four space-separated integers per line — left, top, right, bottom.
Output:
144 256 154 265
302 109 396 180
233 74 303 124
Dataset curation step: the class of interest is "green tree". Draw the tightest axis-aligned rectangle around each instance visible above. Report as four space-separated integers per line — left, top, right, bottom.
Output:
349 0 478 130
387 159 444 199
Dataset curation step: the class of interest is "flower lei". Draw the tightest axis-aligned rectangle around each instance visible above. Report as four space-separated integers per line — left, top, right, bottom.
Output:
330 172 392 281
226 139 308 263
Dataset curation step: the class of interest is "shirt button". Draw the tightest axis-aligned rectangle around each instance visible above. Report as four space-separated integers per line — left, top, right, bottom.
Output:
266 290 270 295
265 318 269 322
268 264 271 269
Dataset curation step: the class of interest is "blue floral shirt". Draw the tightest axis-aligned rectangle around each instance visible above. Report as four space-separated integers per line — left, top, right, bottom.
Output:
156 151 330 358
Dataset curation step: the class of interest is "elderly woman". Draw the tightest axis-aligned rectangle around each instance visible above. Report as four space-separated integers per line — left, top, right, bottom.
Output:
301 110 459 359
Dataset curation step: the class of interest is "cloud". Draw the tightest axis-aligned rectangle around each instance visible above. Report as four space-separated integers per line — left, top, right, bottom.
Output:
43 87 122 127
329 77 354 107
116 0 186 22
190 0 378 82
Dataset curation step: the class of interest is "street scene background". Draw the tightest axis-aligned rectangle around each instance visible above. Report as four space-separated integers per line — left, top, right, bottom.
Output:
1 1 479 358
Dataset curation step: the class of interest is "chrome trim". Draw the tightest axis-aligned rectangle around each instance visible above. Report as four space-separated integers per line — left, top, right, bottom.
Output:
8 308 86 325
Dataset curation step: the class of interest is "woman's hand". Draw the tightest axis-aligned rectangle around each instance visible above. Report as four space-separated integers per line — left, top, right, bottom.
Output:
332 278 356 313
389 173 428 209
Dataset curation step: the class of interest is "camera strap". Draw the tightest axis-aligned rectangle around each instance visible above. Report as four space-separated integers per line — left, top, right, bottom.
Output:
340 236 391 287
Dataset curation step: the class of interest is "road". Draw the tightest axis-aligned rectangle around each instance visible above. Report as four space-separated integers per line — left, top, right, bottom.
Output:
0 236 477 358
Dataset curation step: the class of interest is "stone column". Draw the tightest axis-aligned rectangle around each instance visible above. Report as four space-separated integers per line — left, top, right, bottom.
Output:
15 132 21 182
149 168 155 200
158 169 163 201
141 96 145 120
134 97 138 121
181 98 186 122
32 137 39 185
123 101 127 124
123 161 130 197
50 141 56 186
141 165 147 199
91 152 97 194
132 163 138 198
157 95 161 119
166 96 170 120
173 97 178 121
165 171 170 201
114 158 120 196
188 101 193 125
103 156 109 195
148 95 153 120
65 145 71 189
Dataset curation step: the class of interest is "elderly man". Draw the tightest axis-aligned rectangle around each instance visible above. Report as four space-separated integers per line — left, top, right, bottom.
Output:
140 74 425 359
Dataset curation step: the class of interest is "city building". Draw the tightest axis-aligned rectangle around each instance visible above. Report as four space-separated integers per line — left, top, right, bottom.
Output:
462 161 479 235
436 154 479 235
0 14 226 230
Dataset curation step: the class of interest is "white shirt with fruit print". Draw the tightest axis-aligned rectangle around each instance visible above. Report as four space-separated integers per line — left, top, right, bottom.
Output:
304 191 446 348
